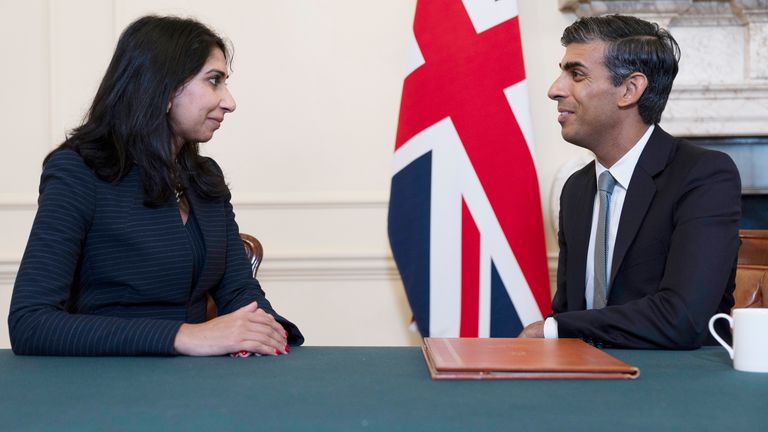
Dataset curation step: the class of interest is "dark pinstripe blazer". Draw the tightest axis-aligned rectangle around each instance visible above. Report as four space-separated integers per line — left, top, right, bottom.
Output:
9 150 303 355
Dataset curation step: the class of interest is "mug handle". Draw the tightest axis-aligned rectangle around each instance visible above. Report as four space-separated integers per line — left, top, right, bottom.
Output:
708 313 734 359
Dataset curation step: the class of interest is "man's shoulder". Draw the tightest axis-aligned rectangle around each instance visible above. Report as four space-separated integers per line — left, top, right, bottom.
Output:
646 127 736 175
667 136 737 174
671 137 710 158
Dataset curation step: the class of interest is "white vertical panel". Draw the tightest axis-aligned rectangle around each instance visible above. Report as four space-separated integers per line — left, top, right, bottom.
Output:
49 0 116 148
0 0 50 198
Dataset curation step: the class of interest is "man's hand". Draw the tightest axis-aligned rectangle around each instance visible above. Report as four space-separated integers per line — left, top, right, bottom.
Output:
518 320 545 338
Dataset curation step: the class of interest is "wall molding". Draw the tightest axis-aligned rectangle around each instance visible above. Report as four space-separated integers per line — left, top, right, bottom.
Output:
260 254 398 281
0 255 399 285
664 84 768 137
0 200 37 211
233 198 388 211
0 261 18 286
671 83 768 100
0 197 390 211
1 254 561 286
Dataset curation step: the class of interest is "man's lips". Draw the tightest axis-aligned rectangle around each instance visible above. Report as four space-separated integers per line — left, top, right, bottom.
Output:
557 108 574 124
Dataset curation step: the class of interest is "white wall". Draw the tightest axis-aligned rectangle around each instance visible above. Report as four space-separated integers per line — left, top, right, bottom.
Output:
0 0 580 348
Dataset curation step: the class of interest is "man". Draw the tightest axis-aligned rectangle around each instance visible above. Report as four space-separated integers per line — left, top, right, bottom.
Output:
519 15 741 348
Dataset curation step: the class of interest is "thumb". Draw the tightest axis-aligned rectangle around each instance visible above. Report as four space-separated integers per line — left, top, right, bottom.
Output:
236 301 259 313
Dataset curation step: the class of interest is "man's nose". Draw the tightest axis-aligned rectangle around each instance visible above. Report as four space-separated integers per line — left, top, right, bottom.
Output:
547 74 566 101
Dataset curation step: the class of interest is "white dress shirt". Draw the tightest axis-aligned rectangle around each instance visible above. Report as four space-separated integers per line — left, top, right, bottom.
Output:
544 125 655 339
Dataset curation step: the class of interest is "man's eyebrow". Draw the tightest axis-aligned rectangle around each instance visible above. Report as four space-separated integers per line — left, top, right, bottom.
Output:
561 61 586 71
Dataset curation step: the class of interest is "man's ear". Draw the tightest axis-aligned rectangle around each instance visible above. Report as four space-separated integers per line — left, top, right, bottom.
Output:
618 72 648 108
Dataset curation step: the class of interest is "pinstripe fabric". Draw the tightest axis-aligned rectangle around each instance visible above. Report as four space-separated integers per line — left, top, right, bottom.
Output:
184 211 206 287
9 150 303 356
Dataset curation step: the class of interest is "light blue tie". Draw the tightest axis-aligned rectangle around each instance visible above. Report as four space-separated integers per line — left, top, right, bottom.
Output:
594 171 616 309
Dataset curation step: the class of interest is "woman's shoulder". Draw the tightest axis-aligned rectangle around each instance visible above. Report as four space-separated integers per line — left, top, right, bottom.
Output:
44 148 93 174
41 148 99 188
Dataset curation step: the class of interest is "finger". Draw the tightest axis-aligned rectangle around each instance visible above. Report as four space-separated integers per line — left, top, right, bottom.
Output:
225 311 285 347
239 330 288 355
242 323 287 351
235 301 259 314
254 308 288 337
240 341 280 356
245 310 288 341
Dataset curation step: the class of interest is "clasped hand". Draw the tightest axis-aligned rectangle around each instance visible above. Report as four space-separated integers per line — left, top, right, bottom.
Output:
174 301 288 356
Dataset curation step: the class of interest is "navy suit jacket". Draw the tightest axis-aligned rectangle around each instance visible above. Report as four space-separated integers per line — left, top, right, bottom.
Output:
552 126 741 349
9 150 303 355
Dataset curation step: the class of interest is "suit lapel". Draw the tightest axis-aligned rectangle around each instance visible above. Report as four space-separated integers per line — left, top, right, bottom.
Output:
569 162 596 309
186 190 226 297
610 126 674 284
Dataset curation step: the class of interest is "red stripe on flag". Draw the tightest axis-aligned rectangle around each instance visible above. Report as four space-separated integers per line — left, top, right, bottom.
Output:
460 198 480 337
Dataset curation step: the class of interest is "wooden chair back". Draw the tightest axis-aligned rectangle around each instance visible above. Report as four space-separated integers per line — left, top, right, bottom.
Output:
734 230 768 310
239 233 264 278
737 229 768 266
734 265 767 309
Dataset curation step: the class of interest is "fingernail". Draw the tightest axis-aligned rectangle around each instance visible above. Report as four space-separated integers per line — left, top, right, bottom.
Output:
284 330 288 338
275 348 280 355
239 350 248 356
285 344 290 353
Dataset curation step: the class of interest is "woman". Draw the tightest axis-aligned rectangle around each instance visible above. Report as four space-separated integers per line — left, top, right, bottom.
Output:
9 15 303 356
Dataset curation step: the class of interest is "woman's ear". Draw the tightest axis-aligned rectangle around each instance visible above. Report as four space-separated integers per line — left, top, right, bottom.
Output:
167 101 172 113
618 72 648 108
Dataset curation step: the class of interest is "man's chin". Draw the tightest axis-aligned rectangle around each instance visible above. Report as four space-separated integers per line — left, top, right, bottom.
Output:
560 130 588 149
560 129 575 144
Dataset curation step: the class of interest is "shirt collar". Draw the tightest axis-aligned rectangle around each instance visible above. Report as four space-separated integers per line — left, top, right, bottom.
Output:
594 124 654 191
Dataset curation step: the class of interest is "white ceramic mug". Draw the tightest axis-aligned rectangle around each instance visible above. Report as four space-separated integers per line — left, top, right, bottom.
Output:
708 308 768 373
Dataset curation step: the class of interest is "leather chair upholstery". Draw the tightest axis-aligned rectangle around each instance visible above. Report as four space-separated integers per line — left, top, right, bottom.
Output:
734 265 767 309
734 230 768 309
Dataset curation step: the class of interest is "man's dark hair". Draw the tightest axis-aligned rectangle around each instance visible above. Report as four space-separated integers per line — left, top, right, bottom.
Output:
46 15 231 206
561 14 680 125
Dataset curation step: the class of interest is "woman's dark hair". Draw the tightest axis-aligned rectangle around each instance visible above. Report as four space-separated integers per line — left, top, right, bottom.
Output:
561 14 680 125
46 15 231 205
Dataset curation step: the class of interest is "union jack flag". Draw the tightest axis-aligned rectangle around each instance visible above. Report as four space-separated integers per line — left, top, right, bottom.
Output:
388 0 551 337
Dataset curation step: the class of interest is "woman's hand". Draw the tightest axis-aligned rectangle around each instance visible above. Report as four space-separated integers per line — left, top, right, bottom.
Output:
173 301 288 356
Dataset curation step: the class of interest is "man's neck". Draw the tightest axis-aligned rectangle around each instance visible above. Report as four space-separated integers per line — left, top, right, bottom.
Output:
594 121 652 169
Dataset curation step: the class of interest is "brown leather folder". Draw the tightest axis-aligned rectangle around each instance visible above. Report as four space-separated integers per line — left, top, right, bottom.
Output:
422 337 639 380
